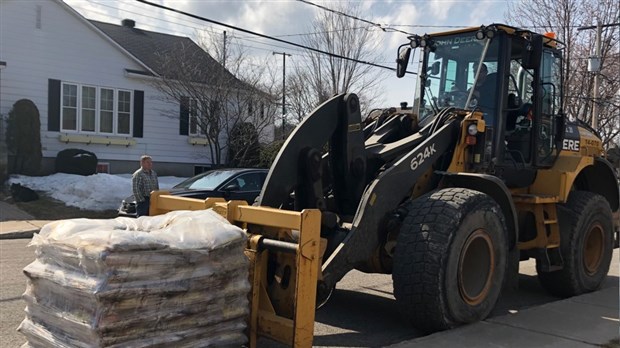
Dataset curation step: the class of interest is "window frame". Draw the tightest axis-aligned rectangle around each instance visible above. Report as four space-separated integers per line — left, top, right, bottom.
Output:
188 98 202 136
188 98 219 137
60 81 133 136
116 89 133 135
61 83 78 131
80 85 97 133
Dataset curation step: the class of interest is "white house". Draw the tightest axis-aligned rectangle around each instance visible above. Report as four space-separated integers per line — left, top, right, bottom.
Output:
0 0 274 177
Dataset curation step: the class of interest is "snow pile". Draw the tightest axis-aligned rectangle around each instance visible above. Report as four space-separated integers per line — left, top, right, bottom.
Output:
8 173 185 211
18 210 250 348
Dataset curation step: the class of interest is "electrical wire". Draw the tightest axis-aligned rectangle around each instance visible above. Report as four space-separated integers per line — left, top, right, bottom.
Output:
295 0 415 36
80 0 223 36
81 0 369 71
135 0 415 74
74 0 327 61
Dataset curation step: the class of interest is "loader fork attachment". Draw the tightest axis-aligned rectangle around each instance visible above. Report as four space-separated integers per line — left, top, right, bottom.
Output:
149 193 322 348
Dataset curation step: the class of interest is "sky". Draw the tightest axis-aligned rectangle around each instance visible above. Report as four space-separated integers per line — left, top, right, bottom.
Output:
9 173 187 211
62 0 511 109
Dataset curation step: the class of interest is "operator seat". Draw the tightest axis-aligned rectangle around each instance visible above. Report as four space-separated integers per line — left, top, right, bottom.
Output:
506 93 522 131
506 99 533 164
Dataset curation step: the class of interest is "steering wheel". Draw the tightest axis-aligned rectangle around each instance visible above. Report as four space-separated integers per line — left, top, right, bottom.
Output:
447 91 469 106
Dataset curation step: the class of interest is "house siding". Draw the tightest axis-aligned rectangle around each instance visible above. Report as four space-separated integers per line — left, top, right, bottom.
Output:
0 0 216 175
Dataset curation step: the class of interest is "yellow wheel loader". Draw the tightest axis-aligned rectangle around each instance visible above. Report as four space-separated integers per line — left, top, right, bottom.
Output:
151 24 619 346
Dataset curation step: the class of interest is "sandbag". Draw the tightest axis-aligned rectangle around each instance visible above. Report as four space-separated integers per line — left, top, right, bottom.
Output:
19 210 250 348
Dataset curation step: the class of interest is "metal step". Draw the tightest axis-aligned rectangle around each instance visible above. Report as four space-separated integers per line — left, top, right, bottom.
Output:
533 247 564 272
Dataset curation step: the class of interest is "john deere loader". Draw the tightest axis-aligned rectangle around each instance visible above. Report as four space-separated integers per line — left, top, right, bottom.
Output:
150 24 619 347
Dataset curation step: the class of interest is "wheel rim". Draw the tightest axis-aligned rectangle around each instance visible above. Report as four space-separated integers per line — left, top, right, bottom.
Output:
583 222 604 276
458 229 495 306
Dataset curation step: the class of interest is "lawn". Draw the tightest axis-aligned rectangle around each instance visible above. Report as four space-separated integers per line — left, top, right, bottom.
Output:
1 188 118 220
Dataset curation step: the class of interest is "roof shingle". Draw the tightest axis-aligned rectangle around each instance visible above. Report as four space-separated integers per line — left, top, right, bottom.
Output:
90 19 240 86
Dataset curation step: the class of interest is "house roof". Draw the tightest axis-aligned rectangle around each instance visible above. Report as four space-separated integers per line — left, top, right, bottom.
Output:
90 19 242 87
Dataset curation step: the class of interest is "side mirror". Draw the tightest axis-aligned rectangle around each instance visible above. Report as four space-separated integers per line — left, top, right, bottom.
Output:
396 45 412 78
523 34 543 69
430 61 440 75
223 183 240 191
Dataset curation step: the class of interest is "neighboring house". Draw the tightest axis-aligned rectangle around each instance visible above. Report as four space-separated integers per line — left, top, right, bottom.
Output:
0 0 274 177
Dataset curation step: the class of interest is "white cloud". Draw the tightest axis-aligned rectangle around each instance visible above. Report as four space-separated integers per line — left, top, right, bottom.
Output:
429 0 454 21
360 0 376 13
61 0 510 108
383 4 420 50
466 1 507 26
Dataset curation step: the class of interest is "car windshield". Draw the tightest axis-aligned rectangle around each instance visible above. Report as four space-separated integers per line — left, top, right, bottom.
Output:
173 170 240 190
415 32 500 122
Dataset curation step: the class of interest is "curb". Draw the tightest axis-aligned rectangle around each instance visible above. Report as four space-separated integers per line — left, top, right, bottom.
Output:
0 229 36 240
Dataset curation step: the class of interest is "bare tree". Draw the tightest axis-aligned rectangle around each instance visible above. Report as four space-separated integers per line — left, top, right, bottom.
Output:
287 2 388 123
506 0 620 149
149 32 279 167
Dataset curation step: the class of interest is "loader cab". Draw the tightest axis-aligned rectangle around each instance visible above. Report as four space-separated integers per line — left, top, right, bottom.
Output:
405 25 565 187
500 32 564 175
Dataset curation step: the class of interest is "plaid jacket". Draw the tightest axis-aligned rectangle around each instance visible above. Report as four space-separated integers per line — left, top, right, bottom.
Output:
132 168 159 203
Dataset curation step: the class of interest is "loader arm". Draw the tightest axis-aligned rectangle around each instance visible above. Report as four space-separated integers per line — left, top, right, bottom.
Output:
321 118 460 289
259 93 366 212
259 92 462 294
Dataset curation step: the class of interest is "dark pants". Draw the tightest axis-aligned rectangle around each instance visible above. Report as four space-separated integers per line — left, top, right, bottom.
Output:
136 197 150 217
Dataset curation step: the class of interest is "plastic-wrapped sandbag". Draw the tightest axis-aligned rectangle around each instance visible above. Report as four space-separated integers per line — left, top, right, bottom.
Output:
19 209 250 348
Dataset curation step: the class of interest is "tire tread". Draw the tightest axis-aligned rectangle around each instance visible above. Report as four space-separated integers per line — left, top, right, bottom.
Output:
393 187 506 332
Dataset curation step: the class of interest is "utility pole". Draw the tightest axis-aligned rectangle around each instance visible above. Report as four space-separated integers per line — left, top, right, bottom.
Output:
592 22 601 129
577 21 620 128
273 51 291 139
222 31 227 68
0 61 7 183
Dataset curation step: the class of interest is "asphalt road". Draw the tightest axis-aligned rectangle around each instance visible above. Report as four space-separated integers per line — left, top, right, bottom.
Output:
1 238 618 347
0 239 33 348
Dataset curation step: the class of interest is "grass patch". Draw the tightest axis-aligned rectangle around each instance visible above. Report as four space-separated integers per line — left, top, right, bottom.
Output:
601 338 620 348
16 196 118 220
1 188 117 220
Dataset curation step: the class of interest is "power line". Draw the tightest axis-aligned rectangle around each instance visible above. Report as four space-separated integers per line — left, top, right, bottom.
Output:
273 26 370 38
85 0 375 42
135 0 410 74
81 0 221 36
75 1 312 58
295 0 414 36
74 0 399 68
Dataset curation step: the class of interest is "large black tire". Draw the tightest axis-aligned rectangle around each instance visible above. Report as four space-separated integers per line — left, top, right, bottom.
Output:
537 191 613 297
392 188 507 333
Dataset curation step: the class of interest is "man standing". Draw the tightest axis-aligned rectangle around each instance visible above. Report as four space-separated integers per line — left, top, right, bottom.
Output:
132 155 159 217
470 62 488 100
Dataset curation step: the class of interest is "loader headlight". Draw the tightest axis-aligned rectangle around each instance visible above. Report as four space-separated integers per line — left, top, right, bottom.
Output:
409 35 421 48
467 124 478 136
476 25 497 40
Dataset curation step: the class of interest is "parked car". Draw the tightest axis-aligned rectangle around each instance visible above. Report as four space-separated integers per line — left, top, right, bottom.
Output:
118 168 268 217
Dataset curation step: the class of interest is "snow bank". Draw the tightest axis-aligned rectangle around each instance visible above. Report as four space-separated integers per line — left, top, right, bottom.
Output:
8 173 186 211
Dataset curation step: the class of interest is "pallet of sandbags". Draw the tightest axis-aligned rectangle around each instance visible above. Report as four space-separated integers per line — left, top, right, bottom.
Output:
18 210 250 348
